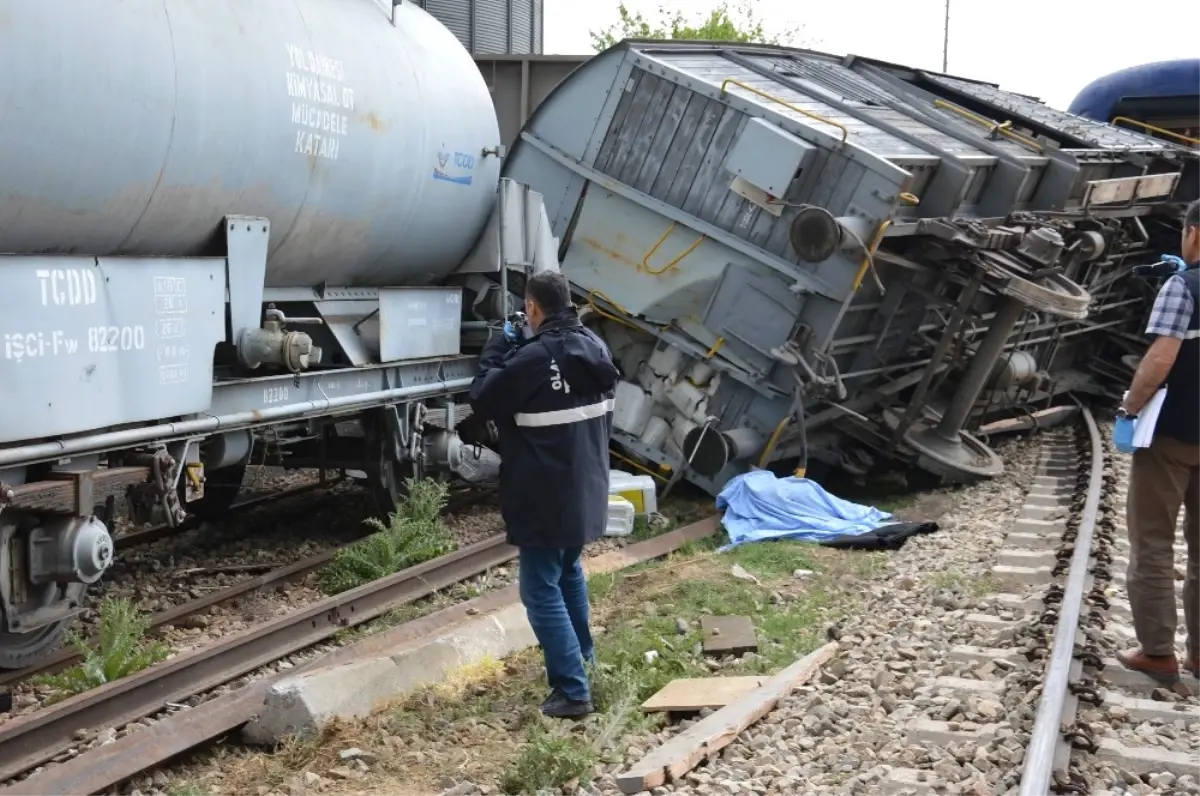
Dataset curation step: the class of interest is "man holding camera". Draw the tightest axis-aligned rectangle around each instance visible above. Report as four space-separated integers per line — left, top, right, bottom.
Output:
468 270 619 717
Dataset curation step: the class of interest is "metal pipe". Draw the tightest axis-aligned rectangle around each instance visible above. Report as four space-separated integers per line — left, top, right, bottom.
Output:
1018 405 1102 796
935 297 1024 439
0 377 475 468
840 358 933 380
830 294 1139 352
942 0 951 72
891 276 982 445
497 182 511 318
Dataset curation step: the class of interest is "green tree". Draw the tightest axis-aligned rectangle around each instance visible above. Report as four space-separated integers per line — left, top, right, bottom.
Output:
589 1 808 52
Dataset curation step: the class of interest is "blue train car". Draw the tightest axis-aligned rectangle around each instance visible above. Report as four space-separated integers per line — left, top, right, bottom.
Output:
1069 59 1199 142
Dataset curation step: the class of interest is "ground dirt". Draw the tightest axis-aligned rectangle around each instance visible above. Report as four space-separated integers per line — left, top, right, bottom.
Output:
155 504 918 796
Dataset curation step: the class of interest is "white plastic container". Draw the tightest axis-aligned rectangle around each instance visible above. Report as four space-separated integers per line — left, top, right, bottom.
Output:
665 379 707 420
605 495 636 537
647 344 685 378
640 416 670 449
612 381 653 436
609 470 658 516
688 361 714 387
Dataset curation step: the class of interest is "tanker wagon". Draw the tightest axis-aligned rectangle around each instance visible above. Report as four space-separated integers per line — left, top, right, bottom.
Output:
0 0 558 668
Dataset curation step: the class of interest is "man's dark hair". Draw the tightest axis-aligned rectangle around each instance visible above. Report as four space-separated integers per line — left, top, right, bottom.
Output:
1186 199 1200 230
526 270 572 314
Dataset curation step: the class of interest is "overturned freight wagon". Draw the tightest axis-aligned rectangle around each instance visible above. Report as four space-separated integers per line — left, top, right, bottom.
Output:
500 40 1199 493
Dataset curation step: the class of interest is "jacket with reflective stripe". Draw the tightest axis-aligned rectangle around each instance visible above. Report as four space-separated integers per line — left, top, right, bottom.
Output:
468 309 620 549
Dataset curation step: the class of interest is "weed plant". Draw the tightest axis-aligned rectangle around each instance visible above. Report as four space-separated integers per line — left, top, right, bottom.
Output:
34 597 169 697
320 478 457 595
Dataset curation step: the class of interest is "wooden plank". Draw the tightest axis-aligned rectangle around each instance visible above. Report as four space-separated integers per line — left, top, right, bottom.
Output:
977 405 1078 436
640 676 768 714
7 467 149 513
615 642 839 795
701 615 758 656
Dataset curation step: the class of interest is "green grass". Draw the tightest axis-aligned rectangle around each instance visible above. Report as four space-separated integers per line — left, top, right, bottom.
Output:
929 569 996 598
498 726 596 795
382 534 868 794
165 781 208 796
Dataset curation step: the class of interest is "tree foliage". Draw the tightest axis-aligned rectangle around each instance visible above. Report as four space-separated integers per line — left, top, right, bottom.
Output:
590 1 807 52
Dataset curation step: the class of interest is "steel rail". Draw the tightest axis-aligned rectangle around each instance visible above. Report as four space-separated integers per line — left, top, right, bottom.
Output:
1 486 498 686
3 515 722 796
0 534 516 782
1017 405 1103 796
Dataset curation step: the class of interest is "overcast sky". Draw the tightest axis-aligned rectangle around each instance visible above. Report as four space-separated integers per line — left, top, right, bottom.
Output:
543 0 1200 111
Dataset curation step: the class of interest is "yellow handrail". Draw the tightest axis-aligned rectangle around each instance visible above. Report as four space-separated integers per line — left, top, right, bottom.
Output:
641 222 706 275
1111 116 1200 146
585 288 672 336
932 99 1044 153
720 78 849 144
851 219 891 292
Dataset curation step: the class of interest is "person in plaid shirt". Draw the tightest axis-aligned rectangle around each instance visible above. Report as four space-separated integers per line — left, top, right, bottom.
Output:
1116 199 1200 683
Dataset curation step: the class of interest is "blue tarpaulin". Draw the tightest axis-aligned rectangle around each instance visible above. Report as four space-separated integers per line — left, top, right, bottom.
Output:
716 470 895 549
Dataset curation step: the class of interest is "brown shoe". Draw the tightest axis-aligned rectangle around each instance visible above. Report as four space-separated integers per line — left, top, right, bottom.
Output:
1116 647 1180 683
1184 656 1200 680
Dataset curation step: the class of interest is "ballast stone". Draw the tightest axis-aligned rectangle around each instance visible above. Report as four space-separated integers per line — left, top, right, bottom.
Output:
242 602 536 745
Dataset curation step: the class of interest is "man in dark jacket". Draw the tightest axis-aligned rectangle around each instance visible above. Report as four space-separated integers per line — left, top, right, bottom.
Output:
468 270 619 718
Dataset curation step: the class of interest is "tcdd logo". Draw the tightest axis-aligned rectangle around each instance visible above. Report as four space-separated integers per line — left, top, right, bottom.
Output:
432 150 475 186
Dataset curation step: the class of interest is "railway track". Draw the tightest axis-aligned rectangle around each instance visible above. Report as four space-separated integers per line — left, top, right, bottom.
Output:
0 533 517 786
885 407 1198 794
0 517 721 796
1 484 498 687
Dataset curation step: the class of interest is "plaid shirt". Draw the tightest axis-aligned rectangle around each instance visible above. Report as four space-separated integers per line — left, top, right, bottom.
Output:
1146 274 1195 339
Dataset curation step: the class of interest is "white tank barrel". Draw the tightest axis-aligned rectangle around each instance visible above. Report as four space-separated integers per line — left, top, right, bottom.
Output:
0 0 502 287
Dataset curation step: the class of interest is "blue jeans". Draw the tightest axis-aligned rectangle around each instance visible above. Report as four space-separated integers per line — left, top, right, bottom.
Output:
518 546 594 702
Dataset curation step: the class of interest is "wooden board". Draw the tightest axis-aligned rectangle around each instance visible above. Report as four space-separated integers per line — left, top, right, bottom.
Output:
640 676 768 714
700 615 758 656
615 642 839 795
977 405 1078 436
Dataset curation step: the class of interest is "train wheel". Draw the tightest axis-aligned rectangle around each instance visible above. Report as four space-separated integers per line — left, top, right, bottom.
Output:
181 462 248 522
0 517 84 670
0 608 73 671
364 418 419 520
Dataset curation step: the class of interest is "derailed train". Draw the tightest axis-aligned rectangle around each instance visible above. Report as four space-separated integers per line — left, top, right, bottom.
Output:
491 47 1199 495
0 0 1195 668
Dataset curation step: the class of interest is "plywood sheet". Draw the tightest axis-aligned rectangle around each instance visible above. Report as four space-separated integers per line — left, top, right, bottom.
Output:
640 676 768 713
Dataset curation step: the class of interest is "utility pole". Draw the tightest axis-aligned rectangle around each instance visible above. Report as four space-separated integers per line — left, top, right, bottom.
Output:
942 0 950 72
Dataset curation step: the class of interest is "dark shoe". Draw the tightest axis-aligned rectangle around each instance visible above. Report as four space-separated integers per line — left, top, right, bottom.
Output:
541 688 593 718
1183 656 1199 680
1116 647 1180 684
